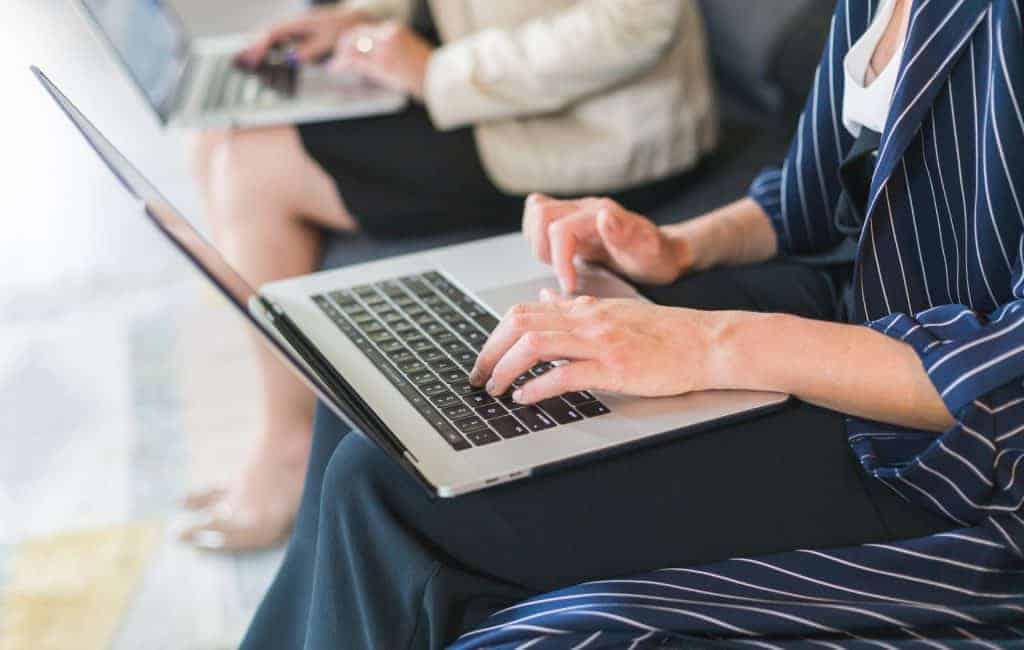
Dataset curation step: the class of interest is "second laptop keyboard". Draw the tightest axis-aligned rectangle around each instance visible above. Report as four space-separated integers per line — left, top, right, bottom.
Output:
312 271 610 451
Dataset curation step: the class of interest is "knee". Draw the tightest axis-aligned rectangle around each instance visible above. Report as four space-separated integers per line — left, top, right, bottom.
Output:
188 129 229 189
204 128 299 223
320 434 392 515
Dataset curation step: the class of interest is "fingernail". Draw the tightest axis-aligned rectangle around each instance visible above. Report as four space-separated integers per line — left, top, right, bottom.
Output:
512 389 525 403
192 530 226 550
486 379 498 395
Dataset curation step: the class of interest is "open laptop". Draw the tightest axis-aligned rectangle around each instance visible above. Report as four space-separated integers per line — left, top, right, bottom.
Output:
73 0 406 128
33 67 789 497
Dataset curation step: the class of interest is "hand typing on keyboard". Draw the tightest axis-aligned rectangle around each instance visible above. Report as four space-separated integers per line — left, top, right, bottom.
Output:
469 288 719 405
312 271 610 451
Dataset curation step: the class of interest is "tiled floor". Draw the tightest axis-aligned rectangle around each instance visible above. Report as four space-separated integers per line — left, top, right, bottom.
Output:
1 1 305 647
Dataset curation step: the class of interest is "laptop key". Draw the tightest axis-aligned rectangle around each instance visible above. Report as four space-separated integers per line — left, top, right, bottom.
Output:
498 394 523 410
353 285 377 299
419 348 447 363
422 321 448 337
512 373 532 387
358 320 385 334
463 392 495 407
367 331 395 344
442 404 473 419
428 359 459 373
378 281 406 298
577 401 611 417
397 359 428 374
515 406 556 431
453 415 489 433
408 339 435 353
408 370 439 386
452 350 476 366
429 391 461 408
531 362 555 376
391 319 416 334
442 340 471 356
475 403 507 420
397 327 426 341
463 330 487 347
385 345 411 360
439 369 468 384
562 391 597 405
537 398 583 425
466 428 501 446
420 381 448 396
449 380 478 397
491 415 529 439
328 290 358 307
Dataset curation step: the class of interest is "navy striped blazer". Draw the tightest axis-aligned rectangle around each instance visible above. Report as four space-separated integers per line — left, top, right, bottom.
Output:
453 2 1024 647
748 0 1024 545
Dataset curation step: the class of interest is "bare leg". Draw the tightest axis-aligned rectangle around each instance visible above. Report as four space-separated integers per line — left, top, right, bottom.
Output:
182 125 355 551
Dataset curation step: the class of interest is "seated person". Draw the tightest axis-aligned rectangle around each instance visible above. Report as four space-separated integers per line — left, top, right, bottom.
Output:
183 0 717 550
239 0 1024 647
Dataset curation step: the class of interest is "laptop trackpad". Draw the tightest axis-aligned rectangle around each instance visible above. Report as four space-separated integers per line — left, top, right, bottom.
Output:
476 267 647 315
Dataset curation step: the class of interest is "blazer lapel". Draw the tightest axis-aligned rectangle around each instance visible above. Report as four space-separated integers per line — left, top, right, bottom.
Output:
865 0 990 219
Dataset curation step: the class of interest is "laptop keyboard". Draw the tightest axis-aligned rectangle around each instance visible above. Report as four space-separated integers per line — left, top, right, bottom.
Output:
203 55 290 112
311 271 610 451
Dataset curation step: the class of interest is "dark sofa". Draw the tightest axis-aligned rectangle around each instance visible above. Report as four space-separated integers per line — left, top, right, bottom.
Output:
317 0 833 271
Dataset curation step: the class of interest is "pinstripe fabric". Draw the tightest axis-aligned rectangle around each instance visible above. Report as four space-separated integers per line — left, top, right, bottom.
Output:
452 2 1024 647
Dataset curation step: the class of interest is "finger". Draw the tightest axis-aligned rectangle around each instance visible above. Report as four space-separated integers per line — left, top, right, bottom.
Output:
238 19 310 66
182 486 226 510
523 194 583 264
513 360 608 404
469 306 571 385
293 34 334 63
548 211 600 294
486 331 592 395
596 208 660 280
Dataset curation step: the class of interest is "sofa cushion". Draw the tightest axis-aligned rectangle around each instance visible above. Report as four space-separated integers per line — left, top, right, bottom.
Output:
699 0 833 116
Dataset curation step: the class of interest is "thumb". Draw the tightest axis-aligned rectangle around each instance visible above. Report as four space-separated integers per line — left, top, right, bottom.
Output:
597 209 657 279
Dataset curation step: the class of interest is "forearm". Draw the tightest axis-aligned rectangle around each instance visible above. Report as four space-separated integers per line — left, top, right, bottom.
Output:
706 311 955 431
662 198 779 273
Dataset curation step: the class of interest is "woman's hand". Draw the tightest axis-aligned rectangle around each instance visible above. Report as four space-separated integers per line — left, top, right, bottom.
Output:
330 22 434 101
237 6 371 67
522 194 691 294
469 292 721 404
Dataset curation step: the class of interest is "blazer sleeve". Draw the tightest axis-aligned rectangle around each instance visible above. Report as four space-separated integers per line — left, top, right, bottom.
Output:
344 0 415 21
748 0 861 255
854 236 1024 541
422 0 686 130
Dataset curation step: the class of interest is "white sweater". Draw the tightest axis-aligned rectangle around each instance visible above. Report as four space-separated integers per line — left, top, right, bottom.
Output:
346 0 717 195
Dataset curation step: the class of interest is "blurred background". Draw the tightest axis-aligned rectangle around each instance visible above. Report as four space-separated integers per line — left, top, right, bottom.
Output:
0 0 833 646
0 1 306 648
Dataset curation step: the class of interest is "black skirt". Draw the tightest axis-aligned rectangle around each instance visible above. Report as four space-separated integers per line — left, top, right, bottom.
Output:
298 105 698 240
298 106 526 239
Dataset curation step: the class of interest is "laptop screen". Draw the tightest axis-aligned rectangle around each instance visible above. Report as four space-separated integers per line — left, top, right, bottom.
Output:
31 66 255 311
79 0 189 120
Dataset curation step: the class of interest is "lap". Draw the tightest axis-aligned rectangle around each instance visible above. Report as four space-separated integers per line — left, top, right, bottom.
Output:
315 263 944 588
324 402 897 592
298 107 524 239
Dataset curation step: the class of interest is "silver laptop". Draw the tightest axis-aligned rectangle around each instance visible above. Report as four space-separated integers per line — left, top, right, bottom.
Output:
73 0 407 128
34 67 788 497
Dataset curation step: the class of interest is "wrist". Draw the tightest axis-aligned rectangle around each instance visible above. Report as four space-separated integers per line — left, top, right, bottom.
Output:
703 310 793 392
661 217 721 274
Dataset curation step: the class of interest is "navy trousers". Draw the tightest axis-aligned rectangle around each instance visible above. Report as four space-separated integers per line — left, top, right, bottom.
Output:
241 262 952 649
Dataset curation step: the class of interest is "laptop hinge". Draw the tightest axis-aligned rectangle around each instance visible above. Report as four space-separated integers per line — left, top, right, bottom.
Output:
257 297 415 462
